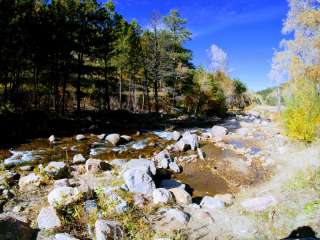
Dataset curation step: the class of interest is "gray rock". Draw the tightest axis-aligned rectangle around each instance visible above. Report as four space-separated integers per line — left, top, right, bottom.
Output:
169 162 180 173
155 150 172 169
123 168 155 194
45 162 68 179
106 134 121 146
48 187 81 207
85 159 111 174
110 159 126 168
73 154 86 164
173 132 199 152
120 135 132 142
53 179 70 189
4 151 34 167
211 126 228 141
75 134 86 141
200 196 225 210
95 220 122 240
97 134 106 140
18 173 43 191
241 195 277 212
214 193 234 206
152 188 173 204
37 207 61 230
170 188 192 204
19 165 33 171
154 208 190 232
48 135 55 143
123 159 156 176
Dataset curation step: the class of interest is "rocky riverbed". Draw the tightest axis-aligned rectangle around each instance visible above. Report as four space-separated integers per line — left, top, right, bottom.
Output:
1 106 318 240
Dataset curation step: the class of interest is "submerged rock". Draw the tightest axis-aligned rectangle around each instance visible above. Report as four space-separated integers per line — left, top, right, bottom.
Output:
160 180 185 190
37 206 61 230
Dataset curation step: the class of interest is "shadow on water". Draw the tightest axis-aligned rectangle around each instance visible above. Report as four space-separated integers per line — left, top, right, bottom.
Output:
282 226 319 240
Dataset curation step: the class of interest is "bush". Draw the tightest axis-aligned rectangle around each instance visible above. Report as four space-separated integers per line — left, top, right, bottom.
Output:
284 80 320 142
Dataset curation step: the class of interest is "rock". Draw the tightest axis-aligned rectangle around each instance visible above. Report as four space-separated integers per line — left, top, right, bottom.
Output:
200 196 225 210
73 154 86 164
160 180 185 190
97 134 106 140
214 193 234 206
153 188 173 204
197 148 205 160
4 151 34 167
169 162 180 173
155 150 172 169
237 128 250 137
106 134 121 146
48 187 81 207
0 216 37 240
211 126 228 141
241 195 277 212
37 206 61 230
54 179 70 189
172 131 181 141
170 188 192 204
123 168 155 194
19 165 33 171
75 134 86 141
85 159 111 174
95 220 122 240
48 135 55 143
54 233 79 240
133 194 148 208
45 162 68 179
120 135 132 142
154 208 190 232
110 159 126 168
123 159 156 176
173 132 199 152
18 173 43 191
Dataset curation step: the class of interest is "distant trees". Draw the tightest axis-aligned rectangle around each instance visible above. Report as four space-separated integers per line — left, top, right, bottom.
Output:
271 0 320 141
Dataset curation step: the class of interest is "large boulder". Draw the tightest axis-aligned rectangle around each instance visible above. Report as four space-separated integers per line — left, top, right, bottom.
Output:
122 159 156 176
95 220 122 240
241 195 277 212
18 173 43 191
48 187 81 207
200 196 225 210
170 188 192 204
106 134 121 146
153 208 190 233
45 162 68 179
37 206 61 230
172 131 181 141
152 188 174 204
123 168 155 194
173 132 199 152
0 216 37 240
169 162 180 173
211 126 228 141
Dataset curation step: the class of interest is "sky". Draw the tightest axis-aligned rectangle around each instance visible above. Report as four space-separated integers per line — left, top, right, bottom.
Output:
103 0 289 91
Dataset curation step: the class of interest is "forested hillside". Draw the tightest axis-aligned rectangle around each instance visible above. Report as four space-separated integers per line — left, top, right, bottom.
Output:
0 0 246 116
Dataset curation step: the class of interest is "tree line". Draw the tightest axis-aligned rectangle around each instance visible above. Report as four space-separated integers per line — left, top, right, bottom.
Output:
0 0 246 115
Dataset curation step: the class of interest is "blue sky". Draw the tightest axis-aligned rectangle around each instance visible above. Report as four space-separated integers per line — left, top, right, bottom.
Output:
104 0 288 91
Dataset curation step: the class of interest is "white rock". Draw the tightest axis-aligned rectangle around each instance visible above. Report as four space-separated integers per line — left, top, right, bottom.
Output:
182 132 199 151
48 135 55 143
54 233 79 240
95 220 122 240
120 135 132 142
123 159 156 176
241 195 277 212
169 162 180 173
155 150 172 169
85 159 110 174
170 188 192 204
106 134 121 146
18 173 42 191
214 193 234 206
45 162 68 179
73 154 86 164
123 168 155 194
160 180 185 190
37 207 61 230
211 126 227 141
48 187 80 207
197 148 205 160
153 188 173 204
200 196 225 210
19 165 33 171
53 179 70 189
75 134 86 141
97 134 106 140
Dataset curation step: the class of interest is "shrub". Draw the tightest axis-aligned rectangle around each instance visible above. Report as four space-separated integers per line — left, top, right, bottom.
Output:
284 79 320 142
